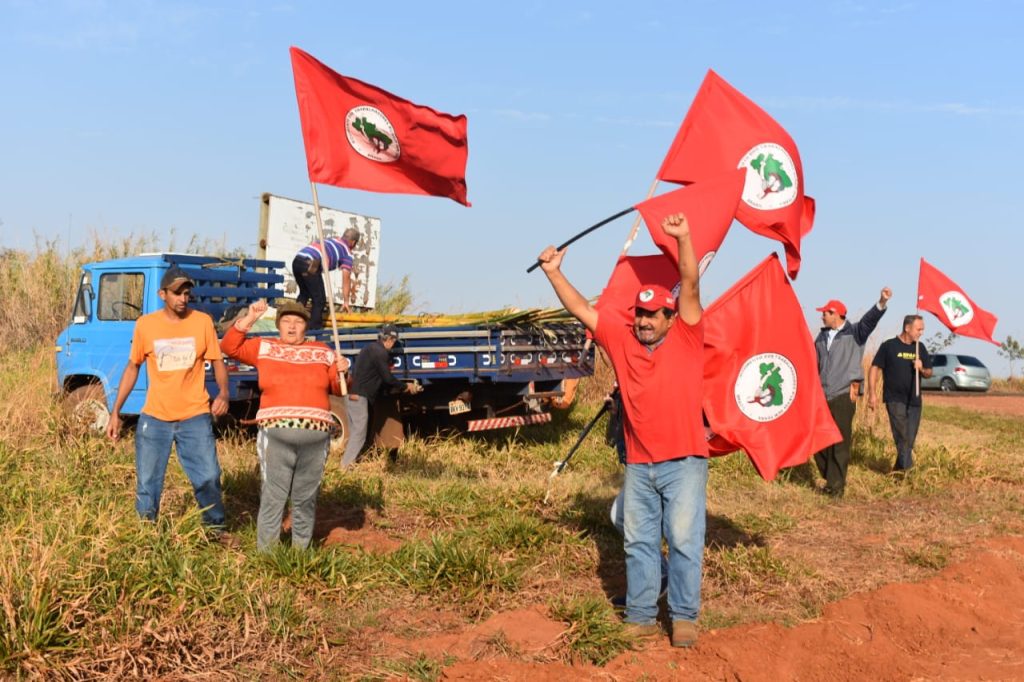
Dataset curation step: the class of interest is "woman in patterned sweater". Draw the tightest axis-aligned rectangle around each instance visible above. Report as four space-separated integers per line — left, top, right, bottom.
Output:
221 299 348 550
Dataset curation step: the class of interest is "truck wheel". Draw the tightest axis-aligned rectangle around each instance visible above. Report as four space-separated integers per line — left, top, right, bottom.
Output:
64 384 110 433
940 377 956 392
328 396 350 458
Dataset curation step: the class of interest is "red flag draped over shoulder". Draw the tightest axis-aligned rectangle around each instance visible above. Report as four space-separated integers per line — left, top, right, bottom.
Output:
657 70 813 279
290 46 470 206
636 168 744 277
703 254 840 480
917 258 999 345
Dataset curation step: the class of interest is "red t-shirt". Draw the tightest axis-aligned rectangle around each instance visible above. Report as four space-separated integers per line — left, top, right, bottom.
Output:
595 315 708 464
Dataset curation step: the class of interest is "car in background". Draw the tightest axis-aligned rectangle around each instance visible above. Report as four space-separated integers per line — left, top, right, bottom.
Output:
921 353 992 392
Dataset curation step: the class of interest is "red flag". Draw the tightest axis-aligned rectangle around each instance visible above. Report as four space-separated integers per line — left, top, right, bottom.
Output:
917 258 999 345
290 47 470 205
657 70 812 279
636 168 744 276
595 254 679 331
703 254 840 480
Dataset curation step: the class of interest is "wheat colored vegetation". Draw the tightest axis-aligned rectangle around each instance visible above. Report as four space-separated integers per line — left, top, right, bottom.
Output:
2 241 1023 678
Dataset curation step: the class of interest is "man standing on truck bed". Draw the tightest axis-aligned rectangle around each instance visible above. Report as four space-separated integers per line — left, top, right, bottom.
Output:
292 227 361 328
536 212 708 649
106 266 232 540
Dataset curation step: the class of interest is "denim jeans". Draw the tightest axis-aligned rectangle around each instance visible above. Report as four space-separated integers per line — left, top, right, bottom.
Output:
885 402 922 471
611 487 669 585
292 255 326 331
623 456 708 624
135 412 225 527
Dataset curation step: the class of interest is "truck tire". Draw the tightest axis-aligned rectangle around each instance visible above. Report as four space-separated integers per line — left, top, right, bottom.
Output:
328 395 350 458
64 384 110 433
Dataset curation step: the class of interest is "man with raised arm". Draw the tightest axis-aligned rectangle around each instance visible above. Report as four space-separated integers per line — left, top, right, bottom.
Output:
537 213 708 648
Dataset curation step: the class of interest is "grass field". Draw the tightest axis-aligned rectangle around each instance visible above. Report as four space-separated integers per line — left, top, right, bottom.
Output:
2 344 1023 679
3 243 1023 678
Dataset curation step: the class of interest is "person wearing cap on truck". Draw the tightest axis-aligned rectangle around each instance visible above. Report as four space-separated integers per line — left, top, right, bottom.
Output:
220 299 349 551
291 227 361 329
106 266 233 542
341 323 422 468
536 212 707 649
812 288 891 498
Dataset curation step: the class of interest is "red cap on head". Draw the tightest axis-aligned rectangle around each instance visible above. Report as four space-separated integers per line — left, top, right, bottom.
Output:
634 285 676 312
815 299 847 317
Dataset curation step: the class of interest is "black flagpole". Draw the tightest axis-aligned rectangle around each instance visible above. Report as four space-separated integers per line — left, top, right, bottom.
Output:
526 207 636 273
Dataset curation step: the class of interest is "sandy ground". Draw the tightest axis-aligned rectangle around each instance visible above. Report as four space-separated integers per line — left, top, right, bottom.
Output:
926 390 1024 417
428 392 1024 680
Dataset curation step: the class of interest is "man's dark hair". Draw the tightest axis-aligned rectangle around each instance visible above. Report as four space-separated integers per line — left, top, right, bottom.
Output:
902 314 922 330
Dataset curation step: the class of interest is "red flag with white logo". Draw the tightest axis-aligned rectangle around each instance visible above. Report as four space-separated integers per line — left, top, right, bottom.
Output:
594 254 679 331
636 168 744 277
657 70 813 279
703 254 840 480
290 46 470 205
917 258 999 345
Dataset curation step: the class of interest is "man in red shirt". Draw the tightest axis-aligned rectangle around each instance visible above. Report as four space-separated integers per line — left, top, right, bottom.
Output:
537 213 707 648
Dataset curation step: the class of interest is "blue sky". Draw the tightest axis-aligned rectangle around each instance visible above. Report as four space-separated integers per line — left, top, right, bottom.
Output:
2 1 1021 375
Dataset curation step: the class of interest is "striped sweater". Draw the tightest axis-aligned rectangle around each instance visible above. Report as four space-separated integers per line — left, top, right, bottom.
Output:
221 326 343 424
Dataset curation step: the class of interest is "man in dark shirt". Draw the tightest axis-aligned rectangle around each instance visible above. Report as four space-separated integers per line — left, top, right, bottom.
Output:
341 323 419 468
867 314 934 472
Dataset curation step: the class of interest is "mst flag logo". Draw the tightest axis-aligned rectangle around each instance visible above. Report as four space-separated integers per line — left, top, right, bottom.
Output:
938 290 974 328
738 143 799 211
735 352 797 422
345 106 401 163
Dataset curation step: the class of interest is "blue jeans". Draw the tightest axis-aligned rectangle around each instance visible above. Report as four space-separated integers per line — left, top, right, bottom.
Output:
885 402 922 471
623 456 708 624
135 412 225 527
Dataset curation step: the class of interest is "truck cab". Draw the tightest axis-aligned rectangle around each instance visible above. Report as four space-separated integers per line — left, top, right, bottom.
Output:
55 254 281 429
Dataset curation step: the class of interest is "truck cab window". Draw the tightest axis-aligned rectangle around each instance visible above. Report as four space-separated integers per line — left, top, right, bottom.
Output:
97 273 145 321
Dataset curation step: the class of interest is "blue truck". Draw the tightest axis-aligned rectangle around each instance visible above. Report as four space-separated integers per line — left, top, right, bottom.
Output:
55 254 593 450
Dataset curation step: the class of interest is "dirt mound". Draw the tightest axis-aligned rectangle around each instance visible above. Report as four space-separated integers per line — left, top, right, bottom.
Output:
442 537 1024 680
399 606 568 662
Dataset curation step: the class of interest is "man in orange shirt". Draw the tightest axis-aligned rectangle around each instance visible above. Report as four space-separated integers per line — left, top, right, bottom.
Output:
106 266 230 532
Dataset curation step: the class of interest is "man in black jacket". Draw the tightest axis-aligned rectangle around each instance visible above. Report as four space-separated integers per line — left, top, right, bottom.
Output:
341 323 420 468
812 288 891 497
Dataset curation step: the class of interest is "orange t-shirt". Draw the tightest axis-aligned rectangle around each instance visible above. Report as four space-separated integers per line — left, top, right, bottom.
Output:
129 309 222 421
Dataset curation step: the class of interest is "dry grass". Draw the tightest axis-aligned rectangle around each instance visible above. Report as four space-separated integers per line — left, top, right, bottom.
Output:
3 241 1024 678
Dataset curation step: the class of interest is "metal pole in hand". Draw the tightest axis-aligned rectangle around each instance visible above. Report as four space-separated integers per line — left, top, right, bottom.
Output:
309 181 348 396
526 208 636 273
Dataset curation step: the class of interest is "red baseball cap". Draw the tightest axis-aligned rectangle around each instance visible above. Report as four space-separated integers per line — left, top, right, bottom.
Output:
815 299 847 317
634 285 676 312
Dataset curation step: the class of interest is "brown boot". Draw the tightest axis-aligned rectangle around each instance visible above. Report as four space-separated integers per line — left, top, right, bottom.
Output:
671 619 698 648
623 622 663 641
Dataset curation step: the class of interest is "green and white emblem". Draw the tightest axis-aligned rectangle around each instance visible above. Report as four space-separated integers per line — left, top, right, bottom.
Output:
939 290 974 327
735 353 797 422
737 143 798 211
345 106 400 163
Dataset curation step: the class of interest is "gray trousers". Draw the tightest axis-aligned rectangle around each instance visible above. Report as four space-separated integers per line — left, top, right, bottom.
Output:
256 427 329 551
341 395 370 468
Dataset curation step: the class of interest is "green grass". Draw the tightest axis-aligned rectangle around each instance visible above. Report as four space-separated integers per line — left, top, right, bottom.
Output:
3 346 1024 676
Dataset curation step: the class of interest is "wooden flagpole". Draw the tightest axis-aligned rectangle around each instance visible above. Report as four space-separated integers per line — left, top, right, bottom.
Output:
619 178 660 257
309 181 348 396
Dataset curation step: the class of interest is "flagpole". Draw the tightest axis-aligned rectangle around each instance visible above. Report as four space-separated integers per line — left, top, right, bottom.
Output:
619 178 660 256
525 206 636 273
915 307 920 398
310 181 348 396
